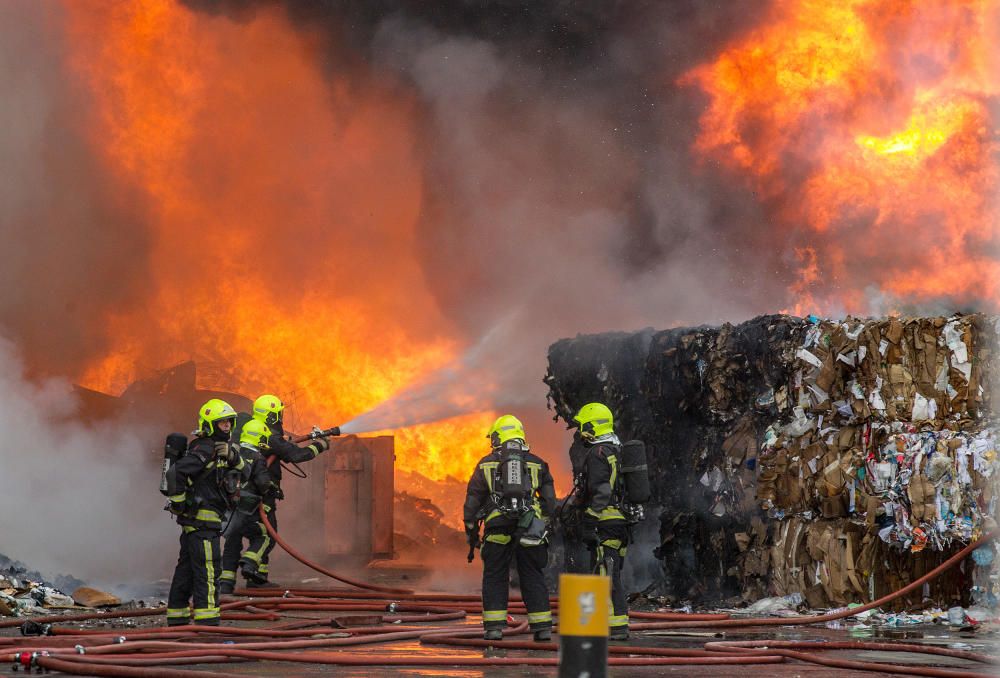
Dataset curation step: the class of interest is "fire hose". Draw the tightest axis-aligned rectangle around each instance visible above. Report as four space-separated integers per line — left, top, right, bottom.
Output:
13 427 996 677
1 530 991 677
257 436 413 595
256 501 412 594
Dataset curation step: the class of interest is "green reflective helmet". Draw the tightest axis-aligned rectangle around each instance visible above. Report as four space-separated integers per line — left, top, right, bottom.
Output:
573 402 614 440
252 394 285 427
239 417 271 450
198 398 237 437
487 414 526 448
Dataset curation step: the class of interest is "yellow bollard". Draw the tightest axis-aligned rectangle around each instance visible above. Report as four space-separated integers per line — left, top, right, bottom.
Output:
558 573 609 678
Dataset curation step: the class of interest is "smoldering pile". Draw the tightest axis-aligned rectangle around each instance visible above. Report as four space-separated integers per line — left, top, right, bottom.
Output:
0 552 135 618
545 314 998 609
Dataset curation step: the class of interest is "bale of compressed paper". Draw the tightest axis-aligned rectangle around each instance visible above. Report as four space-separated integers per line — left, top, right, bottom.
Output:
545 313 997 608
756 315 998 551
547 315 804 603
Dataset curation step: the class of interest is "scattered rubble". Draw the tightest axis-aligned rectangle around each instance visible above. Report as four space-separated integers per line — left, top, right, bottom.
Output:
0 553 128 618
71 586 121 608
393 490 465 560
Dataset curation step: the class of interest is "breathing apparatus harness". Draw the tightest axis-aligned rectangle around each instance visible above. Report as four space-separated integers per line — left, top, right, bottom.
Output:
491 440 533 517
581 433 650 526
488 441 548 547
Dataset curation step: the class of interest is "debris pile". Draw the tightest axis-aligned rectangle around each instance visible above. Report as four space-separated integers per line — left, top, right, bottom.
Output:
393 490 466 556
0 553 127 618
545 313 998 609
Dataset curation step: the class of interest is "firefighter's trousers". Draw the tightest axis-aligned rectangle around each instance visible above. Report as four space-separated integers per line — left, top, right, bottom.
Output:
257 506 278 579
591 521 629 633
221 509 275 585
480 533 552 632
564 536 591 574
167 527 221 626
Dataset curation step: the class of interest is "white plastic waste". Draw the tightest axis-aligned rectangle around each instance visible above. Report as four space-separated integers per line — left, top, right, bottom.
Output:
745 592 803 614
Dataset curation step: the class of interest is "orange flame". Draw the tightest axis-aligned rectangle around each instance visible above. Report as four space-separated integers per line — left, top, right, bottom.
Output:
684 0 999 312
62 0 492 488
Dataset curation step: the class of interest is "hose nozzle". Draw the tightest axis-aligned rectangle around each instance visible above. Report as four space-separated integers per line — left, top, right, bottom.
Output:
293 425 343 444
309 426 341 439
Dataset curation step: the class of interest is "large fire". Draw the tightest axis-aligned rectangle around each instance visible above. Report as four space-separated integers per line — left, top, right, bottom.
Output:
45 0 998 509
60 1 493 486
683 0 999 313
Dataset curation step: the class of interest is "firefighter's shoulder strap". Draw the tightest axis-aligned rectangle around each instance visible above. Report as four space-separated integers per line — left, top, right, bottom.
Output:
586 442 619 485
185 440 226 490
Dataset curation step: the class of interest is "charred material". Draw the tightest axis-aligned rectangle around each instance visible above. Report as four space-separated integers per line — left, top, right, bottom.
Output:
546 314 997 607
548 315 802 603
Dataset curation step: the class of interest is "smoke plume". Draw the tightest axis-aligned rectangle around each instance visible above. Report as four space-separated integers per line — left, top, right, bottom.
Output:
275 1 787 435
0 334 170 590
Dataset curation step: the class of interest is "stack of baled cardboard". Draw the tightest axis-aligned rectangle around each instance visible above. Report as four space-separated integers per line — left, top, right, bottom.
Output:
545 314 998 608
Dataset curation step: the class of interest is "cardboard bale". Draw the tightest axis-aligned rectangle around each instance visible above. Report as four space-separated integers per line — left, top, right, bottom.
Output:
545 313 997 607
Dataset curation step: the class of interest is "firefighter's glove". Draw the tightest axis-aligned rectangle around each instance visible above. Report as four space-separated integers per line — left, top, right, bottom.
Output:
311 437 330 454
214 441 238 466
465 523 480 549
168 500 187 517
581 514 599 547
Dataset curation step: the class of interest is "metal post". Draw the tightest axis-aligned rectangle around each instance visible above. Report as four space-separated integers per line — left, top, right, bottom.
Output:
558 573 609 678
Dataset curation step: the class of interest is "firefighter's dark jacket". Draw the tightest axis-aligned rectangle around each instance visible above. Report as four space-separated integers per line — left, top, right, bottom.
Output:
580 440 625 523
265 422 325 495
238 446 271 499
463 447 556 533
169 437 240 530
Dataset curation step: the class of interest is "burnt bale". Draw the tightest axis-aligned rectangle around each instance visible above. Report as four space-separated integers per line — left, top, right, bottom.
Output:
545 313 997 608
546 316 804 603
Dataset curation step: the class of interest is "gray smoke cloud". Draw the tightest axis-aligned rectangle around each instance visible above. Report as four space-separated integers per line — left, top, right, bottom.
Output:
336 3 782 438
0 334 171 592
311 1 997 443
0 2 170 593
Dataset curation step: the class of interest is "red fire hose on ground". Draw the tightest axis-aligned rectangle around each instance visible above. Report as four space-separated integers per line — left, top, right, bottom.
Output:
1 528 992 677
256 503 412 594
13 432 998 678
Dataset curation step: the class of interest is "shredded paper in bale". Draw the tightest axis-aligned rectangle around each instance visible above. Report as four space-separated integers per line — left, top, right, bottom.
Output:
546 313 998 608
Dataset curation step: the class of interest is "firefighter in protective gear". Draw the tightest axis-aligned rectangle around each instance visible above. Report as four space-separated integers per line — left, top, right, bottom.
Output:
559 430 592 574
248 394 329 585
166 399 239 626
219 418 273 595
572 402 630 640
463 415 556 642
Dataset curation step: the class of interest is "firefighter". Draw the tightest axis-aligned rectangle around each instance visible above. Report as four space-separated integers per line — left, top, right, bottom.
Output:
573 402 630 640
165 399 240 626
248 394 329 585
463 415 556 642
218 417 273 595
557 430 592 574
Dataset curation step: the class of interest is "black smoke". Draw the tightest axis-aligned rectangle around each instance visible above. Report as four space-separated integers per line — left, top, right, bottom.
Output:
175 1 792 470
178 0 786 342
